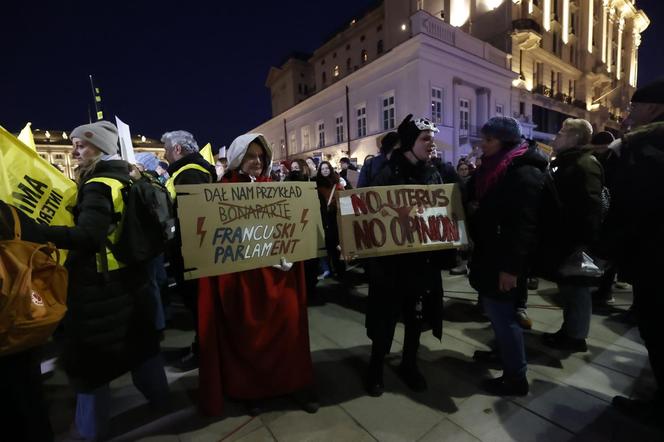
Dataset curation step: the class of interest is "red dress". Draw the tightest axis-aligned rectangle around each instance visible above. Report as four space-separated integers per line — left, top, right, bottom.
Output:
197 172 314 416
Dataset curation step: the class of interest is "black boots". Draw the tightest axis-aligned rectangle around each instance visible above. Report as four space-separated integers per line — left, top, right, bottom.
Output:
365 349 385 397
481 375 529 396
542 330 588 352
398 326 427 392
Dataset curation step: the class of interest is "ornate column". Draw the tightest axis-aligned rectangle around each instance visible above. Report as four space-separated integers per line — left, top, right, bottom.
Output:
606 7 615 72
629 31 641 87
587 0 594 53
601 0 608 63
543 0 551 31
616 15 624 80
562 0 570 44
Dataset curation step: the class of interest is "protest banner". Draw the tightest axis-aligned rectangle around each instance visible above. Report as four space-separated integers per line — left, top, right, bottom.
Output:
115 116 136 164
176 181 325 279
336 184 467 259
18 122 36 151
0 126 76 227
345 169 360 188
200 143 215 165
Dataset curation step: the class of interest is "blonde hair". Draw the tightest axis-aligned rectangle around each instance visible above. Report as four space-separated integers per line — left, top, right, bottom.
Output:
75 155 103 184
562 118 593 145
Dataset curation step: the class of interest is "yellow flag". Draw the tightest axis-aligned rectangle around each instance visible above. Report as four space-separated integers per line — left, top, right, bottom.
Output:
18 122 36 151
0 125 76 227
200 143 215 166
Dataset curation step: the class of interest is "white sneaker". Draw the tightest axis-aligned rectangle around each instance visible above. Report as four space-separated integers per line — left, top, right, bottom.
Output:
317 270 331 280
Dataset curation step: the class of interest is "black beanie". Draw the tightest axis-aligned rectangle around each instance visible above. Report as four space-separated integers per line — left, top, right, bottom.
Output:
379 132 400 154
631 77 664 104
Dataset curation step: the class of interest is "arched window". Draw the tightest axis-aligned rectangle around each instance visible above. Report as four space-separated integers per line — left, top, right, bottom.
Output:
361 49 368 63
377 40 384 54
346 57 351 72
322 71 326 85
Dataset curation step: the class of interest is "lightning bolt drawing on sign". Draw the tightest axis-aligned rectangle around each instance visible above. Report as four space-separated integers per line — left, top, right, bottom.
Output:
196 216 207 247
300 208 309 232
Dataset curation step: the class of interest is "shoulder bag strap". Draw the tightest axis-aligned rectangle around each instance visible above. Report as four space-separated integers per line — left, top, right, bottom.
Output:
9 206 21 240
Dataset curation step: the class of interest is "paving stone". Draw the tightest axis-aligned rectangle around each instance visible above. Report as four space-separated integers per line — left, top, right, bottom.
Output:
266 406 374 442
418 417 480 442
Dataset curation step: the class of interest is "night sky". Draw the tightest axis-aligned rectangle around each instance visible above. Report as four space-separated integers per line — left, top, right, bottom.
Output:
1 0 662 148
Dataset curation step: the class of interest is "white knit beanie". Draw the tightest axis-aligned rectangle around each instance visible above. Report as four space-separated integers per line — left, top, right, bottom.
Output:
70 121 119 156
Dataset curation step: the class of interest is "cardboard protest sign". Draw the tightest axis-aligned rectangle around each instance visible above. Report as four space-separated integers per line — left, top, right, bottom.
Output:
336 184 467 259
176 182 325 279
345 169 360 188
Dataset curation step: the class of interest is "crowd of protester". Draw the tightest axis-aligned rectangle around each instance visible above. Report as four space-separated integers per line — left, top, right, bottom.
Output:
1 78 664 440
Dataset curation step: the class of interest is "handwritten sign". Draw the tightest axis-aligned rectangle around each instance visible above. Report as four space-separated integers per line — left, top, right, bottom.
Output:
336 184 467 259
176 182 325 279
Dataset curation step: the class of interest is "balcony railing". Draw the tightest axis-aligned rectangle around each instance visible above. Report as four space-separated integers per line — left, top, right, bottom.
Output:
512 18 541 34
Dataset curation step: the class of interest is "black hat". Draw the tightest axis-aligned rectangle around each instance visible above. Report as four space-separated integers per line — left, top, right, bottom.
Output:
379 131 400 154
397 114 439 151
631 77 664 104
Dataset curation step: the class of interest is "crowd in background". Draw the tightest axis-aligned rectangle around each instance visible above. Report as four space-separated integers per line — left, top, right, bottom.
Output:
1 78 664 441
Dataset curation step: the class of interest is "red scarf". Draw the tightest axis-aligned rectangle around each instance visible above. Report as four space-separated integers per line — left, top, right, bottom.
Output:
474 142 528 200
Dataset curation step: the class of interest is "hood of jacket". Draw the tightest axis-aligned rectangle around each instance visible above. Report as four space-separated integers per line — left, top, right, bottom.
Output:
167 152 217 180
622 121 664 151
226 133 273 178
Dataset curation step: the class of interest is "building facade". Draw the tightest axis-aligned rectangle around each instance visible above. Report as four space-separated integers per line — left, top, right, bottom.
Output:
257 0 648 166
464 0 649 140
255 4 515 165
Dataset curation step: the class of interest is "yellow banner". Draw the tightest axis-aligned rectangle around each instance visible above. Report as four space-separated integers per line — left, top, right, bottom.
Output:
200 143 215 166
18 122 36 151
0 126 76 227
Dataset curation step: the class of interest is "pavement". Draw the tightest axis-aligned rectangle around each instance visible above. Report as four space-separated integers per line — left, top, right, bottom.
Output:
47 267 664 442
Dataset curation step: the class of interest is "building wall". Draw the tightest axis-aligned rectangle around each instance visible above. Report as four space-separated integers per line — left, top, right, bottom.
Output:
251 28 514 167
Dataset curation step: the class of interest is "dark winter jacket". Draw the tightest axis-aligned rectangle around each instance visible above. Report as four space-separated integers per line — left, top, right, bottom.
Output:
431 158 459 184
604 121 664 280
467 146 547 298
365 151 446 346
167 152 216 279
167 152 217 187
551 146 604 258
31 160 160 392
357 155 387 188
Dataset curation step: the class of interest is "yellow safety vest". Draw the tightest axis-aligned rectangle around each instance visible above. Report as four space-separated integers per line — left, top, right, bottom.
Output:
165 163 212 199
85 177 126 272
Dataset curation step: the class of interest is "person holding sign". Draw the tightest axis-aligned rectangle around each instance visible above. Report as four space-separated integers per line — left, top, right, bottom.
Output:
364 115 449 397
14 121 169 440
466 117 546 396
197 133 317 417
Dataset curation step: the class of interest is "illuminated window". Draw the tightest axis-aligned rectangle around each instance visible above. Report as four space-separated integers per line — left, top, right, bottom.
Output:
431 87 443 123
382 94 395 130
357 106 367 138
361 49 368 63
335 115 345 143
333 65 340 77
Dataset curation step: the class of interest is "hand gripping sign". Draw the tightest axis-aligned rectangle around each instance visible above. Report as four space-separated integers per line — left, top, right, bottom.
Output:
176 182 325 279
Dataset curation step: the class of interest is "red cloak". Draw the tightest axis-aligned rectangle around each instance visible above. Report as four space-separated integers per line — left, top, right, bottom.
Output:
197 171 314 416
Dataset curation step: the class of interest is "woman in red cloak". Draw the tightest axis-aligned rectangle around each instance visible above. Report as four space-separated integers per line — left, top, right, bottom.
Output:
197 133 317 416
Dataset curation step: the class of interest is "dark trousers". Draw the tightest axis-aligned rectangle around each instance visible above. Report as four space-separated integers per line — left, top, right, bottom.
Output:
633 276 664 400
0 348 53 442
179 278 200 354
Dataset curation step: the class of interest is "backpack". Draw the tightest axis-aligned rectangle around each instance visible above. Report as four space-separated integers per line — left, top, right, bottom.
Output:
0 206 68 356
110 173 176 266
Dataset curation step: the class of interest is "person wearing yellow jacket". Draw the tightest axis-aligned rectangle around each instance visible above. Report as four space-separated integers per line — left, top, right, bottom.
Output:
161 130 216 372
18 121 168 440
